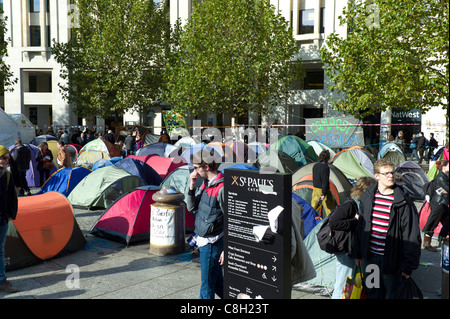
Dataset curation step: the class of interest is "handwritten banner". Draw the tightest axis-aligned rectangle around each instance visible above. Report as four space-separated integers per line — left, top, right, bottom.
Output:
305 116 364 148
162 110 189 138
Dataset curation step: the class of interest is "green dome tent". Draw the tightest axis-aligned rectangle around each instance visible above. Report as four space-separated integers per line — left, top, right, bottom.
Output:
256 149 300 174
68 166 146 209
331 146 375 182
270 135 318 167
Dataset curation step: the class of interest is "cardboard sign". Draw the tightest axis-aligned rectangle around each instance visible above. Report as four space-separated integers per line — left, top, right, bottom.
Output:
224 169 291 299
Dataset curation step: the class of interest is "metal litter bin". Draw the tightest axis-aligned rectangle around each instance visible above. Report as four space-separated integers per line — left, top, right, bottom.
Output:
149 186 185 256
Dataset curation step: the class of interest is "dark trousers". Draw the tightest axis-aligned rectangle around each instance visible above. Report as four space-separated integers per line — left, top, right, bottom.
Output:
39 169 51 186
362 252 401 299
18 170 30 194
418 148 426 164
423 203 449 236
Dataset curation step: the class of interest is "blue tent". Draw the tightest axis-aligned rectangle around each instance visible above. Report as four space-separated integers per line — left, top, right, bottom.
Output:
92 158 114 171
116 157 162 186
292 193 322 239
180 143 221 164
378 142 404 159
136 142 179 157
39 167 92 196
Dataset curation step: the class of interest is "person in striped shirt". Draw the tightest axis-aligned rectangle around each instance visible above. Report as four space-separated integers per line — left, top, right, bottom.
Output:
353 159 421 299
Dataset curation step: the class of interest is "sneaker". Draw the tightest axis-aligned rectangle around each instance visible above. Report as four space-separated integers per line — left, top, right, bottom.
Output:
0 279 19 293
27 191 32 196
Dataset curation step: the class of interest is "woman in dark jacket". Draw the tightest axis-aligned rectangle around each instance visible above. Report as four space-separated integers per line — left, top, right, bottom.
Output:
423 160 449 251
35 142 54 186
328 176 376 299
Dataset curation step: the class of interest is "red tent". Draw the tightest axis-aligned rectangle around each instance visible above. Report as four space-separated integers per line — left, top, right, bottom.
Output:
126 154 186 179
90 186 161 245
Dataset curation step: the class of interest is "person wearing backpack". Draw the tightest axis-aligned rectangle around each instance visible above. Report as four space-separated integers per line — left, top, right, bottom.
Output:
0 145 19 293
328 176 377 299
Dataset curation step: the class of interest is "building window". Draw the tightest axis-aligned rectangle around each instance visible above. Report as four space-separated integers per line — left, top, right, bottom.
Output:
304 70 324 90
320 7 325 33
29 0 40 13
299 9 314 34
30 26 41 46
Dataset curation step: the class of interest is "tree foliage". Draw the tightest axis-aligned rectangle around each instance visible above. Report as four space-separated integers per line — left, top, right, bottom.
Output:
52 0 176 120
163 0 303 118
321 0 449 118
0 10 17 94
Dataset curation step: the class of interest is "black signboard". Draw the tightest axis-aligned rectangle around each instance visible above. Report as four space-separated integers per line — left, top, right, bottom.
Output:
223 169 292 299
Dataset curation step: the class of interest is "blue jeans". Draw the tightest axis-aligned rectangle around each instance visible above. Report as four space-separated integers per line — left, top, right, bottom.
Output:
0 222 8 284
409 149 419 161
332 252 355 299
362 252 401 299
199 237 224 299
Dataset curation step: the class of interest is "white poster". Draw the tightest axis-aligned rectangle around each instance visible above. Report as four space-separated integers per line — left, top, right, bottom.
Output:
150 206 176 245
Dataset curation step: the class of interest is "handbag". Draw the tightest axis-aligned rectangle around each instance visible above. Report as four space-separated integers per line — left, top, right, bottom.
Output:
43 161 54 170
342 265 366 299
410 143 416 149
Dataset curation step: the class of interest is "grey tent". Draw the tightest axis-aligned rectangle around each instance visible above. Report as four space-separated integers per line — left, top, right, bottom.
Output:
395 161 430 200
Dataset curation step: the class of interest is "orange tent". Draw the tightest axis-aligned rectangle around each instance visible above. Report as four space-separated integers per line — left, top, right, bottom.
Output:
5 192 86 271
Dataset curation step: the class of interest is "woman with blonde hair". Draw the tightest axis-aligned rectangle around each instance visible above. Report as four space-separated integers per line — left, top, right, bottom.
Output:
328 176 377 299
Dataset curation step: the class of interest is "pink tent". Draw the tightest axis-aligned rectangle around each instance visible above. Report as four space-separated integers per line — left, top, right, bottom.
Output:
90 186 160 245
127 154 186 179
90 184 194 245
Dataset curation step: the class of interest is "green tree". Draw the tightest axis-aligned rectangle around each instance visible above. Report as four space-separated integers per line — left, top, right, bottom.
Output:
52 0 176 121
163 0 303 119
321 0 449 118
0 9 17 94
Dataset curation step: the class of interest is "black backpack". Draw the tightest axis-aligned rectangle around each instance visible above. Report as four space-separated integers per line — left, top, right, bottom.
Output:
316 199 357 254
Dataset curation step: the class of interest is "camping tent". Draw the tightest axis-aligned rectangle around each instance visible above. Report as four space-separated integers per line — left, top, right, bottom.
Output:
378 142 406 168
29 134 58 146
116 157 163 185
92 158 114 171
66 144 82 162
8 143 57 187
292 162 352 208
39 167 92 196
331 146 375 181
76 138 121 167
270 135 318 167
0 107 19 148
68 166 146 209
160 164 204 229
8 113 36 144
135 142 179 158
292 220 336 295
248 142 268 157
394 161 429 200
90 185 161 245
179 143 221 164
256 149 300 174
5 192 86 271
307 140 336 159
127 154 186 179
292 193 322 239
427 147 445 180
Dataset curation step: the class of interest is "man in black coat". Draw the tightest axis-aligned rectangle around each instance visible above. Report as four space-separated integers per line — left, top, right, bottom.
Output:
353 158 421 299
416 132 427 164
12 140 31 196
